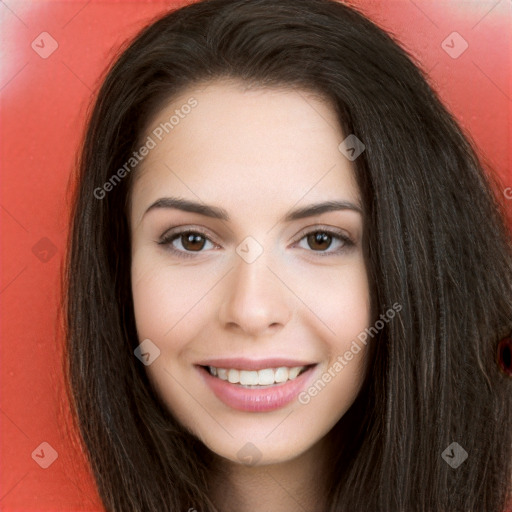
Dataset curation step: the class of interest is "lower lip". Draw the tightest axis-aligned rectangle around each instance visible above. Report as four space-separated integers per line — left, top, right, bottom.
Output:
197 365 317 412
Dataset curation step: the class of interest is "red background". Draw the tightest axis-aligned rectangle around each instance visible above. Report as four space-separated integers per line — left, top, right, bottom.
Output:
1 0 511 510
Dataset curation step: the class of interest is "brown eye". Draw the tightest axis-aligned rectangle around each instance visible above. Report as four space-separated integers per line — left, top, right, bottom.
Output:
295 228 354 256
306 232 333 251
180 232 207 251
158 229 216 258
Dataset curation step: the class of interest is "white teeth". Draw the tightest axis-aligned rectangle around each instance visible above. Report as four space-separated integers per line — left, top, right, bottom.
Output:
274 367 289 383
216 368 228 380
288 367 301 379
228 369 239 383
207 365 307 385
258 368 275 385
239 370 259 385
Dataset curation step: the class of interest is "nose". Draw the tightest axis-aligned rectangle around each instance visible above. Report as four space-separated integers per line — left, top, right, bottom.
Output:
218 249 293 337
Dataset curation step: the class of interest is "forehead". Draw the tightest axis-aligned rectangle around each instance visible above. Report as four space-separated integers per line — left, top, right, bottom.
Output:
129 79 360 224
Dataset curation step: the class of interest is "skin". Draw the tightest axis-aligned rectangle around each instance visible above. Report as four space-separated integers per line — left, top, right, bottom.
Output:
129 79 371 512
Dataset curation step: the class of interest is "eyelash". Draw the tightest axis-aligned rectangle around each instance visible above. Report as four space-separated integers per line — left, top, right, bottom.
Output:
157 226 354 260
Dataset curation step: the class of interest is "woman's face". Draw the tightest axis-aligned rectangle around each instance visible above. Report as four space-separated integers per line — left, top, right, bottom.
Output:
129 79 371 465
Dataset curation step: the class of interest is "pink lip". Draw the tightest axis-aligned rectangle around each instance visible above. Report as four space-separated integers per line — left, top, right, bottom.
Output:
196 364 317 412
195 357 315 371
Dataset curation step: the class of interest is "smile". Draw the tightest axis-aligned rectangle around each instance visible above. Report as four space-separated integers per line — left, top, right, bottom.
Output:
205 365 309 387
196 362 317 412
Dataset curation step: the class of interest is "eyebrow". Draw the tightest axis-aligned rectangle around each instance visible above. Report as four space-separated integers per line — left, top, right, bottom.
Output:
143 196 362 222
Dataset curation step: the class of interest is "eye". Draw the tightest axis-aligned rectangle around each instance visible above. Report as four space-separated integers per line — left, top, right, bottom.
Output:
293 228 354 256
158 229 217 259
157 226 354 259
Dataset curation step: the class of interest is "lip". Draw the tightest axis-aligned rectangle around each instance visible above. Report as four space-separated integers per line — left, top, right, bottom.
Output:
195 357 315 371
196 363 318 412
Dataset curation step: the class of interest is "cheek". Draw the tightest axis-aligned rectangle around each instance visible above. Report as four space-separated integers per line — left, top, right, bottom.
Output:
130 254 215 423
329 265 371 356
328 264 371 387
290 256 371 346
130 250 228 407
291 258 371 399
131 264 176 341
329 275 370 343
131 250 217 342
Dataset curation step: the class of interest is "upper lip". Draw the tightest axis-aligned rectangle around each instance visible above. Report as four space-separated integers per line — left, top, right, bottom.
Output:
195 357 317 371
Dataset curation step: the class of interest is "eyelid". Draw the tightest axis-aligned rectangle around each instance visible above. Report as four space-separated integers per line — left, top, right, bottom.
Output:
290 224 353 246
157 225 220 260
289 225 355 258
157 224 355 258
159 225 218 243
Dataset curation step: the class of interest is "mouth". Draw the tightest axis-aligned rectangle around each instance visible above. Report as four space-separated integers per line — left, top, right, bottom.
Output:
199 364 314 388
195 361 318 412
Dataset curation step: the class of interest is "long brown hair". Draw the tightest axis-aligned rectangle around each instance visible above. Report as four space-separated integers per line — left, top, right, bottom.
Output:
63 0 512 510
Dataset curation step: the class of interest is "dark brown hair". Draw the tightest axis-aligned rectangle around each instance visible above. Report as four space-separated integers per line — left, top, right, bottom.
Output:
63 0 512 510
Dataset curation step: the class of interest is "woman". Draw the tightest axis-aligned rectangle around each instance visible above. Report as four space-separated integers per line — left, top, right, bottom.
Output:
63 0 512 510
